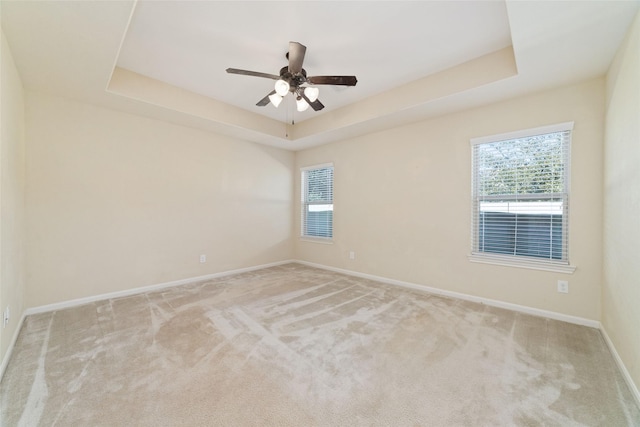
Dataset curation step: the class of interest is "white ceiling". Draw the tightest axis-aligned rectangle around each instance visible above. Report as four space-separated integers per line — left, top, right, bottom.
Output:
2 1 638 150
117 1 512 123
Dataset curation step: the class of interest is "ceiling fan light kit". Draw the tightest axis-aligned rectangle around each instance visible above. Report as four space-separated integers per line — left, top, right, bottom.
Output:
268 93 283 108
226 41 357 114
304 86 319 102
274 79 290 97
296 96 310 112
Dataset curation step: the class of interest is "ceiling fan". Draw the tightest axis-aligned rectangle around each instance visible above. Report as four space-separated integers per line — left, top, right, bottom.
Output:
226 42 357 112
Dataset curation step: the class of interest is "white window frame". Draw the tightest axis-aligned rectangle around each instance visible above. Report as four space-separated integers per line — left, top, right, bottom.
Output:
301 163 334 243
469 122 576 274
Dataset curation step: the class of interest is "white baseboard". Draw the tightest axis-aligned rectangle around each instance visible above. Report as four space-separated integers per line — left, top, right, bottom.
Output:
600 324 640 407
0 311 26 382
25 259 295 316
294 260 600 329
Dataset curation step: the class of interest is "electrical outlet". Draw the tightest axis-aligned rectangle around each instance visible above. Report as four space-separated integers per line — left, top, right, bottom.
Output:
557 280 569 294
199 254 207 263
3 306 9 328
349 251 355 260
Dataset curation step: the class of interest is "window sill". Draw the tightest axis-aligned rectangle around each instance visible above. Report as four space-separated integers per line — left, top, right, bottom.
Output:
300 237 334 245
468 253 576 274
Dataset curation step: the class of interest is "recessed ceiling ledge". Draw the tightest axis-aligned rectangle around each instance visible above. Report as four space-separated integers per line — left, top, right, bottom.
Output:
290 46 517 141
107 67 288 140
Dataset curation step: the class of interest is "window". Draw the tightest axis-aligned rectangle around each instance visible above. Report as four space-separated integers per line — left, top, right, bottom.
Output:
470 122 574 272
301 164 334 240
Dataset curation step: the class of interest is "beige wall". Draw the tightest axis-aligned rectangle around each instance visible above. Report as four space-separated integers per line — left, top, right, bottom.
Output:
0 29 26 367
296 78 605 321
604 10 640 394
25 92 294 307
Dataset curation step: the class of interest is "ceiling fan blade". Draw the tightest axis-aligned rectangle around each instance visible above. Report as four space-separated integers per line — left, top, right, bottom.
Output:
256 90 276 107
288 42 306 74
300 92 325 111
307 75 358 86
226 68 280 80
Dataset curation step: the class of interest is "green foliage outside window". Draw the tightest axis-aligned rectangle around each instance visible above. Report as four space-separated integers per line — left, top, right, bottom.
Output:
477 133 565 197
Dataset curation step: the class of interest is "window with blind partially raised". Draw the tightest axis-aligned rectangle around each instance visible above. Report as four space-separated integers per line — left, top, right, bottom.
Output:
470 123 574 273
301 164 334 240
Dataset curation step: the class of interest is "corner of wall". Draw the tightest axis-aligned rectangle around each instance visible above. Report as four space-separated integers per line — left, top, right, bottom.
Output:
0 27 27 380
602 7 640 406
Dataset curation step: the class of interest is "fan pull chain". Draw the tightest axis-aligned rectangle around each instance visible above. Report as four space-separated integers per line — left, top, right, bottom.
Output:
286 98 290 137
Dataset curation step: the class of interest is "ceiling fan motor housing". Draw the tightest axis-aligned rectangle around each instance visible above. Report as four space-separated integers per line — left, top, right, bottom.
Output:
279 66 307 91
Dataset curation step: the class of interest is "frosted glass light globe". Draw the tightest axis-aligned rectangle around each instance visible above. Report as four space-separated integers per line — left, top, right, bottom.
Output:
304 87 319 102
274 79 290 96
296 97 310 112
268 93 283 108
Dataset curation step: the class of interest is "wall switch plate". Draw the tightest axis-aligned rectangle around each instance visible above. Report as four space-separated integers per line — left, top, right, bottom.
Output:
349 251 355 260
199 254 206 263
3 306 9 328
557 280 569 294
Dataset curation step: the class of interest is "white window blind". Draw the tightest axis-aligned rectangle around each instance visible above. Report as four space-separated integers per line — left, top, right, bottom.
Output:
301 164 333 239
471 123 571 265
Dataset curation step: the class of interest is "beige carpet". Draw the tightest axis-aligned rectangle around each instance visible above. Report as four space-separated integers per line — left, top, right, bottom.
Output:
1 263 639 426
